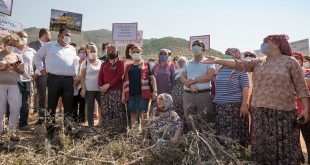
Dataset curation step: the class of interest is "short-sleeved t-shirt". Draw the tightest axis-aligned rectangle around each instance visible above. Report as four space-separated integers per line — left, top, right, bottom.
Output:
213 67 249 104
183 57 216 90
128 63 153 96
81 59 102 91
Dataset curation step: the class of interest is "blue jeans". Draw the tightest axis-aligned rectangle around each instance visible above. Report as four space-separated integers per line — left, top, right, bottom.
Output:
19 81 31 128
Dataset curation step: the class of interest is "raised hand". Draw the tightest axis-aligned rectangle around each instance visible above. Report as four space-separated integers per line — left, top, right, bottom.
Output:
202 56 220 64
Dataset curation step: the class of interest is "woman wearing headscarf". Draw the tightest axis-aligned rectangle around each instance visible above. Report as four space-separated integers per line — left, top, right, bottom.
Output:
213 48 250 147
293 51 310 164
98 45 126 133
144 93 183 143
171 56 188 125
153 49 175 94
80 43 102 132
203 34 310 164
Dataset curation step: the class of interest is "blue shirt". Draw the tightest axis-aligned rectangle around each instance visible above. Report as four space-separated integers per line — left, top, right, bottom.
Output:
213 67 249 104
183 57 215 90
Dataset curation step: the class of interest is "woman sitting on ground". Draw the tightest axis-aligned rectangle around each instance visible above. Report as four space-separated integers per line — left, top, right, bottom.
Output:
143 93 183 144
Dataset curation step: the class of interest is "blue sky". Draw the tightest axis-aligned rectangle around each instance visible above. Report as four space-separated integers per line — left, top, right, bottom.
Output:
8 0 310 53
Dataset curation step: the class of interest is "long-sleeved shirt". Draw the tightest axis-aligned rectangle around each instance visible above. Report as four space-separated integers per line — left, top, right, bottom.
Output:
98 60 124 91
34 41 79 76
234 55 310 111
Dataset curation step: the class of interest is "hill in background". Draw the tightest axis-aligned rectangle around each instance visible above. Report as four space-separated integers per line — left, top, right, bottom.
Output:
25 27 223 59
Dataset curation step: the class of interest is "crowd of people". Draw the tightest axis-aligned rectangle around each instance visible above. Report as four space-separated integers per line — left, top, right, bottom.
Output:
0 28 309 164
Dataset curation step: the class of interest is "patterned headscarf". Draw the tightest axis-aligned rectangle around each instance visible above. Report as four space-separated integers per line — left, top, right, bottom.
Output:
263 34 292 56
244 51 256 58
225 48 241 60
158 93 173 112
293 51 304 63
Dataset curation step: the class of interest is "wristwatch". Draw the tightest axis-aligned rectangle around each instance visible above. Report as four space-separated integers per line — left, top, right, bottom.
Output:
191 77 196 82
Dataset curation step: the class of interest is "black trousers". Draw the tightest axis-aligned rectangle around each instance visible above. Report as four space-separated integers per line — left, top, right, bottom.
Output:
35 75 47 118
73 88 86 122
301 122 310 162
46 74 74 132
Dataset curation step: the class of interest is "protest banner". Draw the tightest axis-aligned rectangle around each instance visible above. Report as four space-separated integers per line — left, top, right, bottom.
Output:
0 0 13 16
49 9 83 33
0 17 22 37
189 35 210 50
290 38 309 56
112 23 138 41
114 30 143 47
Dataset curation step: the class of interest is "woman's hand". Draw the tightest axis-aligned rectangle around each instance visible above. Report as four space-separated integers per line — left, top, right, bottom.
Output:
240 103 249 117
80 88 86 98
170 137 177 144
100 84 110 94
299 108 310 123
202 56 221 64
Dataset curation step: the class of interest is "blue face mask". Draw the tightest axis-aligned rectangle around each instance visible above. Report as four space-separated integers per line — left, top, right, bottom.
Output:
260 43 271 55
192 45 203 56
159 55 168 62
223 54 233 60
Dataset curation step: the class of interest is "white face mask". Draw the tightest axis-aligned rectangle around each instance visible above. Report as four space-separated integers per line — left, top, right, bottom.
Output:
19 37 28 45
192 45 203 56
131 53 142 61
63 36 71 44
149 62 155 68
5 46 14 53
88 53 97 60
244 57 252 61
304 62 310 68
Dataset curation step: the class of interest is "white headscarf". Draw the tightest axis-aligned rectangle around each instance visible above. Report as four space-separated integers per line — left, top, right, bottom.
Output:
175 56 188 80
159 93 174 112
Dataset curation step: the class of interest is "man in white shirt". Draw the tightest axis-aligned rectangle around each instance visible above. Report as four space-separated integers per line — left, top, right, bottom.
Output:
28 28 52 125
34 28 79 139
15 31 36 132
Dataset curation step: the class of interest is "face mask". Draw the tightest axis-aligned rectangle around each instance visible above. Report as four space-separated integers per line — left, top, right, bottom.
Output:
159 55 168 62
131 53 141 61
5 46 14 53
79 53 87 59
223 54 233 60
63 36 71 44
260 43 276 55
19 37 28 45
88 53 97 60
149 62 155 68
244 57 252 61
108 53 117 60
304 62 310 68
192 45 203 55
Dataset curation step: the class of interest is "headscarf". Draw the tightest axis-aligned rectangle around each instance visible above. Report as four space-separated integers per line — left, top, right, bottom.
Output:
244 51 256 58
175 56 188 80
263 34 292 56
158 93 173 112
293 51 304 63
225 48 241 60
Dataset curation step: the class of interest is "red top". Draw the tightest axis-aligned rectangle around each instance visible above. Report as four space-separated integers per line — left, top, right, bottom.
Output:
296 69 310 115
98 60 124 91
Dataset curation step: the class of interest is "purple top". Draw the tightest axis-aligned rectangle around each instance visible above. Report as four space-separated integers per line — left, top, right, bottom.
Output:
154 64 175 94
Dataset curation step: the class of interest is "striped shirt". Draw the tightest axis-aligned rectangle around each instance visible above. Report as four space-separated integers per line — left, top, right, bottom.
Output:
213 67 249 104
